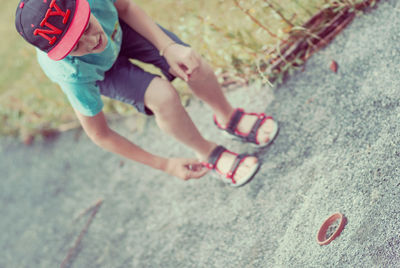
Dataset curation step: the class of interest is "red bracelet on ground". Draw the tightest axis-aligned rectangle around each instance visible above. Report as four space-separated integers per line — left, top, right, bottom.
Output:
317 212 347 245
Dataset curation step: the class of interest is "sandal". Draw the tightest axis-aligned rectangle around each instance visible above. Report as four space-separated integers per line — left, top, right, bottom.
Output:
202 145 260 187
213 108 279 147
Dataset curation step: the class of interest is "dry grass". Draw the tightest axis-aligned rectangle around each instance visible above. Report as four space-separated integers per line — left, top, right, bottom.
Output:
1 0 370 141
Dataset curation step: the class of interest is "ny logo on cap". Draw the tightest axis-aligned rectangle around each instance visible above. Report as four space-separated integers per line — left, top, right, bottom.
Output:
33 0 71 45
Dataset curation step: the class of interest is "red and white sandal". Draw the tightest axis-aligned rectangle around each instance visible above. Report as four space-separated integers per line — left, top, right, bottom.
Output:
202 145 260 187
213 108 279 147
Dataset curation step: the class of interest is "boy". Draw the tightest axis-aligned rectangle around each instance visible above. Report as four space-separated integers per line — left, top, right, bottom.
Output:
15 0 278 186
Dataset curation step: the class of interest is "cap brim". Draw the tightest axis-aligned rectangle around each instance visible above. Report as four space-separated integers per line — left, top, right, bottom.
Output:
48 0 90 61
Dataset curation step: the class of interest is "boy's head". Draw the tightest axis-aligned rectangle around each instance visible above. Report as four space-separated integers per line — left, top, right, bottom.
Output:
15 0 106 61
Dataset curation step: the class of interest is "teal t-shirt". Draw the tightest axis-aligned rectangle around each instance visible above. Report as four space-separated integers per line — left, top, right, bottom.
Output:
36 0 122 116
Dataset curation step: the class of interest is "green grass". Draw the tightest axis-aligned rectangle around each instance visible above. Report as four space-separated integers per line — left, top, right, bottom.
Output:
1 0 339 140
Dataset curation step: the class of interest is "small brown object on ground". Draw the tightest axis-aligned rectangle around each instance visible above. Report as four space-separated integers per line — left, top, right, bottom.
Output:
330 60 338 73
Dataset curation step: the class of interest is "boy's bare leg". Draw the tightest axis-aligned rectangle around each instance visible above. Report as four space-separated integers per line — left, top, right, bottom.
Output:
144 77 257 179
144 77 215 158
186 55 275 144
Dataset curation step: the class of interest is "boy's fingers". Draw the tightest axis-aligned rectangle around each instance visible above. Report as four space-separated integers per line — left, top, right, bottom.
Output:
192 163 207 172
186 159 205 166
184 160 208 179
173 65 188 82
188 168 208 179
184 59 196 75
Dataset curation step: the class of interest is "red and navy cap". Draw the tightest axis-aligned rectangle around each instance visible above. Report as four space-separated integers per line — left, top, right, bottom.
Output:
15 0 91 61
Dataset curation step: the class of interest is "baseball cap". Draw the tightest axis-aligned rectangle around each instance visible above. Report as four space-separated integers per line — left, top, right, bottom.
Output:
15 0 91 61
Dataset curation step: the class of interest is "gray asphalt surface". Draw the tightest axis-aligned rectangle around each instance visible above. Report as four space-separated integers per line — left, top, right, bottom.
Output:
1 1 399 267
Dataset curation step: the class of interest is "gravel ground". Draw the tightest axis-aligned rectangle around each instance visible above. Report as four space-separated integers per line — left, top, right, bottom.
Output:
1 1 399 267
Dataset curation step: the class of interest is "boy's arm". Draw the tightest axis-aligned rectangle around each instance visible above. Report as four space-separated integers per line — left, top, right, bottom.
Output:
114 0 198 82
74 109 208 180
75 109 167 170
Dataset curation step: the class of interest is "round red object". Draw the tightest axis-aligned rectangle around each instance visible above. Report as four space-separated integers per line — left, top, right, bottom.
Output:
317 212 346 245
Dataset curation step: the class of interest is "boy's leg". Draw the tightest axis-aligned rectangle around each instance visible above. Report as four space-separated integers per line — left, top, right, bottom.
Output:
179 54 276 145
144 77 215 159
144 77 258 179
118 20 274 145
108 22 260 181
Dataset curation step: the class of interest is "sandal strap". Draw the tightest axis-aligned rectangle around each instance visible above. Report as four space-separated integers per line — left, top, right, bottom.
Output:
244 115 268 144
225 108 245 135
215 109 274 145
204 146 256 185
207 145 227 168
226 154 249 181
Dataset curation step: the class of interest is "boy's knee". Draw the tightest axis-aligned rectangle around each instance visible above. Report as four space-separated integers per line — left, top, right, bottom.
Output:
144 78 181 114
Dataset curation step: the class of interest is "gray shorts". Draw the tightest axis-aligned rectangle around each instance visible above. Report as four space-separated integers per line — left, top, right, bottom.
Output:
98 21 189 115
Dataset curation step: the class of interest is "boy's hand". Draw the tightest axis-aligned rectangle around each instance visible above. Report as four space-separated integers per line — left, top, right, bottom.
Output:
165 158 209 181
163 44 199 82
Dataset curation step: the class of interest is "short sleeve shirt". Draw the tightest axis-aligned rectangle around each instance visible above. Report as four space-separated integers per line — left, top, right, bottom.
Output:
36 0 122 116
